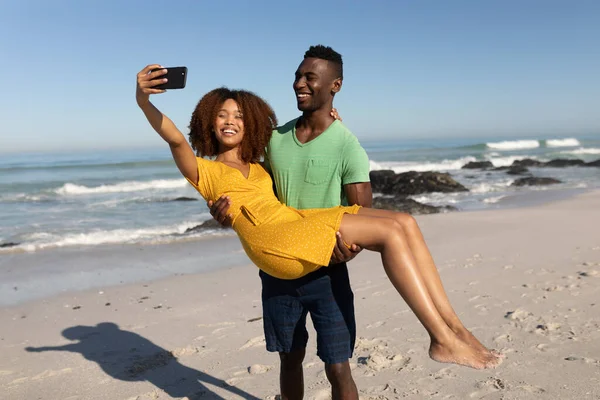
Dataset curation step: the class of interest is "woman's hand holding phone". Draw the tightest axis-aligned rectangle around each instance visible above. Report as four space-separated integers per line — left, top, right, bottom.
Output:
136 65 167 107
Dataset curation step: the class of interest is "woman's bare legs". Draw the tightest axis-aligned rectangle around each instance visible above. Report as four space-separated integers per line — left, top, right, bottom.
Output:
338 212 500 369
355 208 500 358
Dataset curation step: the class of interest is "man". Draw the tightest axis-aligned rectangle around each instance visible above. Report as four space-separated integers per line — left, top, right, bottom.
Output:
210 45 372 400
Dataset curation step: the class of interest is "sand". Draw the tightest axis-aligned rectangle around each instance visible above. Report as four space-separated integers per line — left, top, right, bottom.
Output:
1 191 599 399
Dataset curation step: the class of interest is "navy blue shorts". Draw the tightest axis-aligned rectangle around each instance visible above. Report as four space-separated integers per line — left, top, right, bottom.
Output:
260 263 356 365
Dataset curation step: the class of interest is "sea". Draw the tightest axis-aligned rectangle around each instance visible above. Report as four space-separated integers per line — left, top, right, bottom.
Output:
1 135 599 254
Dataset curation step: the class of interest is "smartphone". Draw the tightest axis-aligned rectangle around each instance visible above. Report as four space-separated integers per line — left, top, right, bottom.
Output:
150 66 187 90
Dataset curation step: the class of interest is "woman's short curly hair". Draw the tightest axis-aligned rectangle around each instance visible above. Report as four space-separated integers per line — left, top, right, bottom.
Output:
188 88 277 163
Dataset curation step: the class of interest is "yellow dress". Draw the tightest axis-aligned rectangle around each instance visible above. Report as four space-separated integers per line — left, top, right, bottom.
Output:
186 157 361 279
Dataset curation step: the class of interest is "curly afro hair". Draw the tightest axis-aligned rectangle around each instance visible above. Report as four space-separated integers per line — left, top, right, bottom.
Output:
188 88 277 163
304 44 343 80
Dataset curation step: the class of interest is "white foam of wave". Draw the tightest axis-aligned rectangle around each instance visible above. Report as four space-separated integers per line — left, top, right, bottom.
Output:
370 156 477 173
17 219 219 251
410 193 460 204
486 140 540 151
559 147 600 155
546 138 580 147
483 155 537 167
54 179 187 195
483 195 506 204
470 181 513 193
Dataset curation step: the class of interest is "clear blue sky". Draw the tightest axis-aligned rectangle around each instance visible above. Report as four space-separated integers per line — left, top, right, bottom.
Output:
1 0 599 153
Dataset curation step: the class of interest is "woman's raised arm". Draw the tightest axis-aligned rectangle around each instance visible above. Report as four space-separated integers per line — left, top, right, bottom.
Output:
136 65 198 185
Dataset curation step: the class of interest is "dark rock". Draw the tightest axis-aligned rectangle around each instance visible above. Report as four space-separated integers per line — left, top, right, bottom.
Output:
372 196 457 215
0 242 19 248
506 166 530 175
184 219 229 233
170 197 198 202
544 159 585 167
583 159 600 167
368 170 398 191
512 158 543 167
369 170 468 195
511 177 562 187
462 161 493 169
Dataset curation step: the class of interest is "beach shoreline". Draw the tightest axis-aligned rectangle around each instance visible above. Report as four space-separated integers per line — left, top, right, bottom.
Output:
1 190 599 399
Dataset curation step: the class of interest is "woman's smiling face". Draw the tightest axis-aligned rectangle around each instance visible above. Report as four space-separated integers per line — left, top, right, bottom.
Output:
214 98 245 149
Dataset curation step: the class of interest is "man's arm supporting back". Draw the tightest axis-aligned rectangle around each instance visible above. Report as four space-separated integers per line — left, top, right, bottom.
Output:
344 182 372 207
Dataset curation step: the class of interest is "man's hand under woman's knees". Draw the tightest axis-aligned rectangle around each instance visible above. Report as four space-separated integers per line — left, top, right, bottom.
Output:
330 231 362 265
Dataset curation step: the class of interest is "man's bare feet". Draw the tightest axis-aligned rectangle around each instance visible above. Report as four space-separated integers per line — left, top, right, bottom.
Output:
429 335 503 370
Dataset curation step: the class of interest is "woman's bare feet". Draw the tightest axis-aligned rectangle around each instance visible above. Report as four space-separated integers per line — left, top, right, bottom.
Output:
429 335 502 369
454 327 505 359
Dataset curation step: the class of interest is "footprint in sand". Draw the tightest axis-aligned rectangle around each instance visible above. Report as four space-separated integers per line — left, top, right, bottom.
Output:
366 320 386 329
197 321 236 328
578 269 599 278
469 377 507 398
504 308 533 322
514 383 546 395
310 388 332 400
239 335 265 350
248 364 272 375
357 352 409 375
354 337 388 353
534 322 562 335
429 367 458 380
564 355 599 365
170 345 212 358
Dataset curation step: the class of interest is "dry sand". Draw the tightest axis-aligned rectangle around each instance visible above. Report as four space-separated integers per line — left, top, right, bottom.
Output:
1 190 599 399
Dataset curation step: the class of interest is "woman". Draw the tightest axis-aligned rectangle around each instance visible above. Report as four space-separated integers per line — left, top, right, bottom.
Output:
136 65 502 370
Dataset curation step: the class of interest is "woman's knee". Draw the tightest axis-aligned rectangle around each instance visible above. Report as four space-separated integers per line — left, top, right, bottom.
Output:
394 212 419 233
381 219 408 247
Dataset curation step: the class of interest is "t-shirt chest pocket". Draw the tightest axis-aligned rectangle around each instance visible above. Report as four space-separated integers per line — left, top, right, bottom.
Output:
304 159 333 185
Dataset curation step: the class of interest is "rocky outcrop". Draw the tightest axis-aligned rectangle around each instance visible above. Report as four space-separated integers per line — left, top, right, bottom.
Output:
370 170 468 195
184 219 229 233
512 159 544 167
372 196 457 215
544 159 585 167
462 161 493 169
511 158 591 168
506 166 530 175
170 197 198 202
511 177 561 187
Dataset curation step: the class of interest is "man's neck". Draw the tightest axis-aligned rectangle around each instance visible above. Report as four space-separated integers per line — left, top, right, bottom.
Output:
295 108 335 144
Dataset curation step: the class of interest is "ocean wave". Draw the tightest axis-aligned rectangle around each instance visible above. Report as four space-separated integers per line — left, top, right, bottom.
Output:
54 179 187 195
559 147 600 155
486 140 540 151
484 155 537 167
0 159 173 173
369 156 477 173
483 195 506 204
546 138 580 147
410 193 460 204
2 218 231 252
470 181 514 193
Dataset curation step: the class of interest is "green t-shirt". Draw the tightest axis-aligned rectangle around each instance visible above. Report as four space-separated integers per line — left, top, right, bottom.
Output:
264 118 370 210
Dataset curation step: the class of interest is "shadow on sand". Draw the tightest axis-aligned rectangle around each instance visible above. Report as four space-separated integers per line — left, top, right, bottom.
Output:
26 322 263 399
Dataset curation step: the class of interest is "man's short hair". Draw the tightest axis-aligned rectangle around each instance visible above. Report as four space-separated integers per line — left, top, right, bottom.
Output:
304 45 343 80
